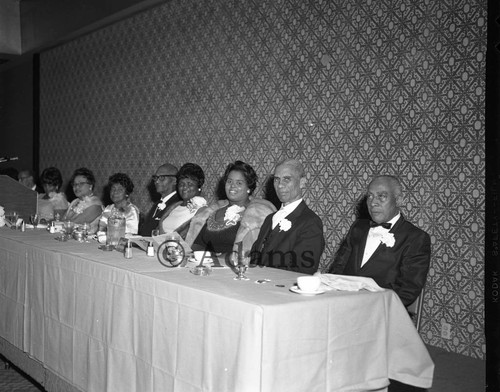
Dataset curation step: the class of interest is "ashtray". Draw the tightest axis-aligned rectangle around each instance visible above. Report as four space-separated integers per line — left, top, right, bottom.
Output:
190 265 212 276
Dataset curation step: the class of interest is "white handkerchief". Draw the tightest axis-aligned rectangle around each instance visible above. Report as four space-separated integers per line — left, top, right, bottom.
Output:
316 273 384 292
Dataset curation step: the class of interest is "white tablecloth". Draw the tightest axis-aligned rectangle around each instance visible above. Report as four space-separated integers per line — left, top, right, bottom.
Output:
0 227 434 391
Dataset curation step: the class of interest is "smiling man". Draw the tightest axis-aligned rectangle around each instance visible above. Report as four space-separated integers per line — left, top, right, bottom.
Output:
138 163 181 236
329 175 431 308
250 159 325 274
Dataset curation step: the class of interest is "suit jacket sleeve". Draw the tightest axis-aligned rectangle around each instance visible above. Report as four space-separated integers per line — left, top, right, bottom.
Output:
328 224 355 274
389 228 431 306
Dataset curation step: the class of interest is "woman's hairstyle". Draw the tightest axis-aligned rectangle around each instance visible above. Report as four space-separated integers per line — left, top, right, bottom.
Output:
177 163 205 188
108 172 134 194
70 167 96 187
40 167 63 189
223 160 258 195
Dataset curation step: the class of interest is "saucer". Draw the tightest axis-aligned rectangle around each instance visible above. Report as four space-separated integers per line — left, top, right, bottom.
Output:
289 286 326 296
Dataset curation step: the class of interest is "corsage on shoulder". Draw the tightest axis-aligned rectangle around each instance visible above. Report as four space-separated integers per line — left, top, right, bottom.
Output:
279 218 292 232
187 196 207 213
224 205 246 226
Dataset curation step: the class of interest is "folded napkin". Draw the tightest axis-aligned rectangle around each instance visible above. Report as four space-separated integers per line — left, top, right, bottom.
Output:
316 273 384 292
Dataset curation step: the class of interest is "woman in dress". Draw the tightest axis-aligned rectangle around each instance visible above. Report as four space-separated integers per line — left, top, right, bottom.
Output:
159 163 207 238
185 161 276 264
63 167 103 232
98 173 140 235
37 167 69 222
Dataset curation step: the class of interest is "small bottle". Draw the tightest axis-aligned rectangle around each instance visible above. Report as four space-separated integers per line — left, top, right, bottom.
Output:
124 240 133 259
147 241 155 257
81 223 89 241
20 220 25 232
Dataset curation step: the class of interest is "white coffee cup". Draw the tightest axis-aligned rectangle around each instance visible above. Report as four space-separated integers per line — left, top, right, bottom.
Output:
193 250 212 264
297 276 321 292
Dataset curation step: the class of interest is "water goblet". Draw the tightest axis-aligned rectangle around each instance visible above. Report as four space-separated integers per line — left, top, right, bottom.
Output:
234 257 249 281
30 214 39 229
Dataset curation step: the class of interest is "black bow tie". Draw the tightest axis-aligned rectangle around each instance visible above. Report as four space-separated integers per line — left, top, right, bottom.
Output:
370 221 392 229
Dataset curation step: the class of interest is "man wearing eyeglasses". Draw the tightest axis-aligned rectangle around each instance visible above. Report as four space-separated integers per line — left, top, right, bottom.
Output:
138 163 181 236
329 175 431 310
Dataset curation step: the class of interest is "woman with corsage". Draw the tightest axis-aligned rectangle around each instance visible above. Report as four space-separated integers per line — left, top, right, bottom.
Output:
98 173 140 235
37 167 69 222
159 163 207 239
63 167 103 232
185 160 276 264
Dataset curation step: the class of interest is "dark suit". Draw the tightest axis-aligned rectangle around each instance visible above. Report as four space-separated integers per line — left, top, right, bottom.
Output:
250 201 325 275
329 215 430 306
138 193 181 236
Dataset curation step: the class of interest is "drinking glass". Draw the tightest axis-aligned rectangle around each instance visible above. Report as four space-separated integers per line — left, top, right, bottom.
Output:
30 214 39 229
234 257 249 281
63 221 74 238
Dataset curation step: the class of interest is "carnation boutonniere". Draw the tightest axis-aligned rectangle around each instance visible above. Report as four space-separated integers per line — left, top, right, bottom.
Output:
187 196 207 213
380 232 395 247
224 205 246 226
157 200 167 211
279 218 292 232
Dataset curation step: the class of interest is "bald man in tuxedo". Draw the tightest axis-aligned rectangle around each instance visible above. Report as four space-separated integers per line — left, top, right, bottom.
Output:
250 159 325 274
329 175 430 307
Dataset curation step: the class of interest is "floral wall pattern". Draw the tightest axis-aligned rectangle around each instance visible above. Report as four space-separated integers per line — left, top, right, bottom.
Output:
39 0 486 358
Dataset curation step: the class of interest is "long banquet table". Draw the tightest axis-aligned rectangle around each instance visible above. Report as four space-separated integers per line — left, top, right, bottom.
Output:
0 227 433 392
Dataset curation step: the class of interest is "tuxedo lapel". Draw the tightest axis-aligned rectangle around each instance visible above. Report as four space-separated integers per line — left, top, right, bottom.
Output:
260 202 306 251
360 215 404 268
355 223 370 270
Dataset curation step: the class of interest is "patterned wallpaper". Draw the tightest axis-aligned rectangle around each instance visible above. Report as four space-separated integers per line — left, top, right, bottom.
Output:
39 0 486 358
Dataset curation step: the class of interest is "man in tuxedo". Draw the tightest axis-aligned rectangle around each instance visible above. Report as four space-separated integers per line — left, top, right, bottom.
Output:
250 159 325 274
329 175 431 307
138 163 181 236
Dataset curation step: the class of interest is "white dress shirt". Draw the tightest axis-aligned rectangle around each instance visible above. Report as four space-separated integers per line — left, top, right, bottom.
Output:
272 198 302 229
153 191 177 219
361 213 401 267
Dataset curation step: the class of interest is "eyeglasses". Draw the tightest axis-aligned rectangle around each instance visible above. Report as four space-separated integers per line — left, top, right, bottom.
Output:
152 174 176 182
73 182 90 187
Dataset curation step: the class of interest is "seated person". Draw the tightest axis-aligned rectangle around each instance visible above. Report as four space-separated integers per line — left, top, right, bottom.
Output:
18 169 43 193
98 173 140 235
37 167 69 222
328 175 431 307
250 159 325 275
138 163 180 236
185 161 276 265
159 163 207 238
63 167 103 232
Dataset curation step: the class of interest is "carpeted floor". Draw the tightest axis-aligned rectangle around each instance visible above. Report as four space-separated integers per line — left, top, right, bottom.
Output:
0 345 486 391
0 361 44 392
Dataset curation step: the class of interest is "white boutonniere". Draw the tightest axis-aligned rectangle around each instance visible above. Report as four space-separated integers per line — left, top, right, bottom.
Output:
187 196 207 213
224 205 246 226
380 232 395 247
279 218 292 232
157 200 167 211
